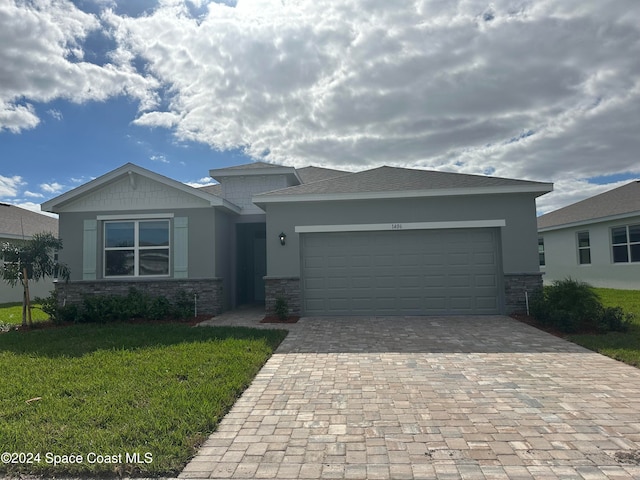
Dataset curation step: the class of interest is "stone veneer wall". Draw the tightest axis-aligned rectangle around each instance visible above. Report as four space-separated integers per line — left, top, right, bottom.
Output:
264 276 301 316
55 279 224 316
504 273 543 314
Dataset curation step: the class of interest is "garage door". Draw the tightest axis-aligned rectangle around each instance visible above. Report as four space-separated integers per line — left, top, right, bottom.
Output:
301 229 501 316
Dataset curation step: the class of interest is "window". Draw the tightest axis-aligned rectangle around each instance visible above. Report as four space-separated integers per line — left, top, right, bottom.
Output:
611 224 640 263
538 237 545 266
577 231 591 265
104 220 170 277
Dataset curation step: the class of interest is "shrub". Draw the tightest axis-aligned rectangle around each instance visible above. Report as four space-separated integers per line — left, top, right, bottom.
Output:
274 297 289 321
37 288 197 323
530 278 631 333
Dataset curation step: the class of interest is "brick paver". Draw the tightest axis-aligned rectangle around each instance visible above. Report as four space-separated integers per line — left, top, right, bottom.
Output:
181 311 640 479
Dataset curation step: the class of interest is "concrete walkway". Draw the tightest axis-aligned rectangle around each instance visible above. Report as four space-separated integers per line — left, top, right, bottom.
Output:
183 310 640 479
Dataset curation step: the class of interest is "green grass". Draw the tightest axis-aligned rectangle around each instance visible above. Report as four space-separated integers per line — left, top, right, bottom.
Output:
0 302 49 325
567 288 640 368
0 323 287 477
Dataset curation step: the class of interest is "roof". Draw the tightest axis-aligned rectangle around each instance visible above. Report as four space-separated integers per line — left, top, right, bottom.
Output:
209 162 301 184
296 166 350 184
0 203 58 240
538 181 640 231
254 166 552 203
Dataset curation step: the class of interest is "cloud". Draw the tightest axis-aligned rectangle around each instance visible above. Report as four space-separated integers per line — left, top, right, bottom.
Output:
0 175 24 197
102 0 640 213
47 109 63 121
40 182 65 194
0 0 158 132
150 154 169 163
24 191 45 198
185 176 217 188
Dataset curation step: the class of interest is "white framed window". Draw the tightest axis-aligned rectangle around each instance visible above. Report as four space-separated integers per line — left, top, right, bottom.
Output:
611 224 640 263
577 231 591 265
538 237 545 266
104 220 170 277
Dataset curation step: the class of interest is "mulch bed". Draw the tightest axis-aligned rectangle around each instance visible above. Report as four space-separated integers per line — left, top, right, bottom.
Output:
4 315 211 333
260 315 300 324
510 313 567 338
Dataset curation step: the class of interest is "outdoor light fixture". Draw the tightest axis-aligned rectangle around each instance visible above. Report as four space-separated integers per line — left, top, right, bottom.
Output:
279 232 287 246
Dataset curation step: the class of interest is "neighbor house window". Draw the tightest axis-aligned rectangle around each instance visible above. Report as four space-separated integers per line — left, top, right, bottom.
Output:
577 231 591 265
104 220 170 277
538 237 545 266
611 224 640 263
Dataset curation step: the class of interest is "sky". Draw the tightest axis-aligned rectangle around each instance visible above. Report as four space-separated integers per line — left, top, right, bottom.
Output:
1 0 640 218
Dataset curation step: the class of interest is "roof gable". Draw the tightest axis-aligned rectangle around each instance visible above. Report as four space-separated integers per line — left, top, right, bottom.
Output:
42 163 240 214
538 181 640 230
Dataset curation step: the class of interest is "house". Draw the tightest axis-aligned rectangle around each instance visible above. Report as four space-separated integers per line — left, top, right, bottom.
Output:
0 203 59 303
538 181 640 289
42 162 552 316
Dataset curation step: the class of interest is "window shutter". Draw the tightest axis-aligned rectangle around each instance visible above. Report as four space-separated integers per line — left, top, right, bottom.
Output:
174 217 188 278
83 219 97 280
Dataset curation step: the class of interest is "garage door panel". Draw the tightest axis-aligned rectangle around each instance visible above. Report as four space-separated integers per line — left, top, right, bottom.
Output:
301 229 501 315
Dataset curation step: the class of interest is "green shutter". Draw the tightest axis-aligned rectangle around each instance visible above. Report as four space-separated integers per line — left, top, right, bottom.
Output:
174 217 188 278
83 219 97 280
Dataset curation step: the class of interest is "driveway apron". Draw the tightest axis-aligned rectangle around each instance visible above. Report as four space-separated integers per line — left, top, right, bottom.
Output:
181 315 640 479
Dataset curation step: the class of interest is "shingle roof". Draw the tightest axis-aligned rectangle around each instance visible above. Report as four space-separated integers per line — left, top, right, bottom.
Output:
295 166 350 184
0 203 58 239
198 184 223 196
215 161 279 171
538 181 640 230
256 166 550 197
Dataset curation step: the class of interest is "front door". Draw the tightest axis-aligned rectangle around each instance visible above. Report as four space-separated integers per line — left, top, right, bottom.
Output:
236 223 266 305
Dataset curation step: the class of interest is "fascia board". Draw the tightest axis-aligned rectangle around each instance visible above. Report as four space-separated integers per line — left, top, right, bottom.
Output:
254 183 553 205
538 211 640 233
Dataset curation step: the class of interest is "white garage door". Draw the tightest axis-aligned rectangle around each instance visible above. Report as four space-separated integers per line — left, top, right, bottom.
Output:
301 229 501 316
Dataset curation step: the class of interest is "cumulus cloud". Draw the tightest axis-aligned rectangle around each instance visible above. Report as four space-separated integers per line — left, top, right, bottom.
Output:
24 191 45 198
0 175 24 197
0 0 158 132
185 176 217 188
9 201 59 218
40 182 65 194
4 0 640 214
98 0 640 212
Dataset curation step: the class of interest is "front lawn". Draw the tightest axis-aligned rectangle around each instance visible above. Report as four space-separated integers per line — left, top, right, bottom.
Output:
568 288 640 368
0 323 287 477
0 301 49 326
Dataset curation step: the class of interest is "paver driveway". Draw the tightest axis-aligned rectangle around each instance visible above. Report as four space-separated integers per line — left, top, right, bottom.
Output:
181 313 640 479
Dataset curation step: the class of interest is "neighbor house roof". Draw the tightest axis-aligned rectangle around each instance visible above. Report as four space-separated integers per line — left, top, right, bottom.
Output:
254 166 552 204
538 181 640 231
0 203 58 240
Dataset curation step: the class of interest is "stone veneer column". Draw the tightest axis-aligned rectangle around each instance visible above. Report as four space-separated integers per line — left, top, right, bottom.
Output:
264 276 301 316
54 279 224 316
503 273 543 314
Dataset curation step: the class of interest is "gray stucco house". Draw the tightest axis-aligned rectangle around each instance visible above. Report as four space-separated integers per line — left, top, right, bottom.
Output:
538 181 640 289
42 162 552 316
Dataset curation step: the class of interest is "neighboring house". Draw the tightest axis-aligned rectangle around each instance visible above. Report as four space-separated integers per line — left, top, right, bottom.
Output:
42 162 552 316
538 181 640 289
0 203 59 303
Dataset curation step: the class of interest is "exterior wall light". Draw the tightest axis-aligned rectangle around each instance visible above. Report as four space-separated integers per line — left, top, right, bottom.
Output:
279 232 287 246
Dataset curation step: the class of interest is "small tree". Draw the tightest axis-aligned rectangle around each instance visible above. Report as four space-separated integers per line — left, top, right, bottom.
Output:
1 232 70 326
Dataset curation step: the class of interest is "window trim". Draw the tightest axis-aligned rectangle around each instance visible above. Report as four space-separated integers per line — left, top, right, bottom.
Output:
103 219 171 278
577 230 591 265
611 224 640 264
